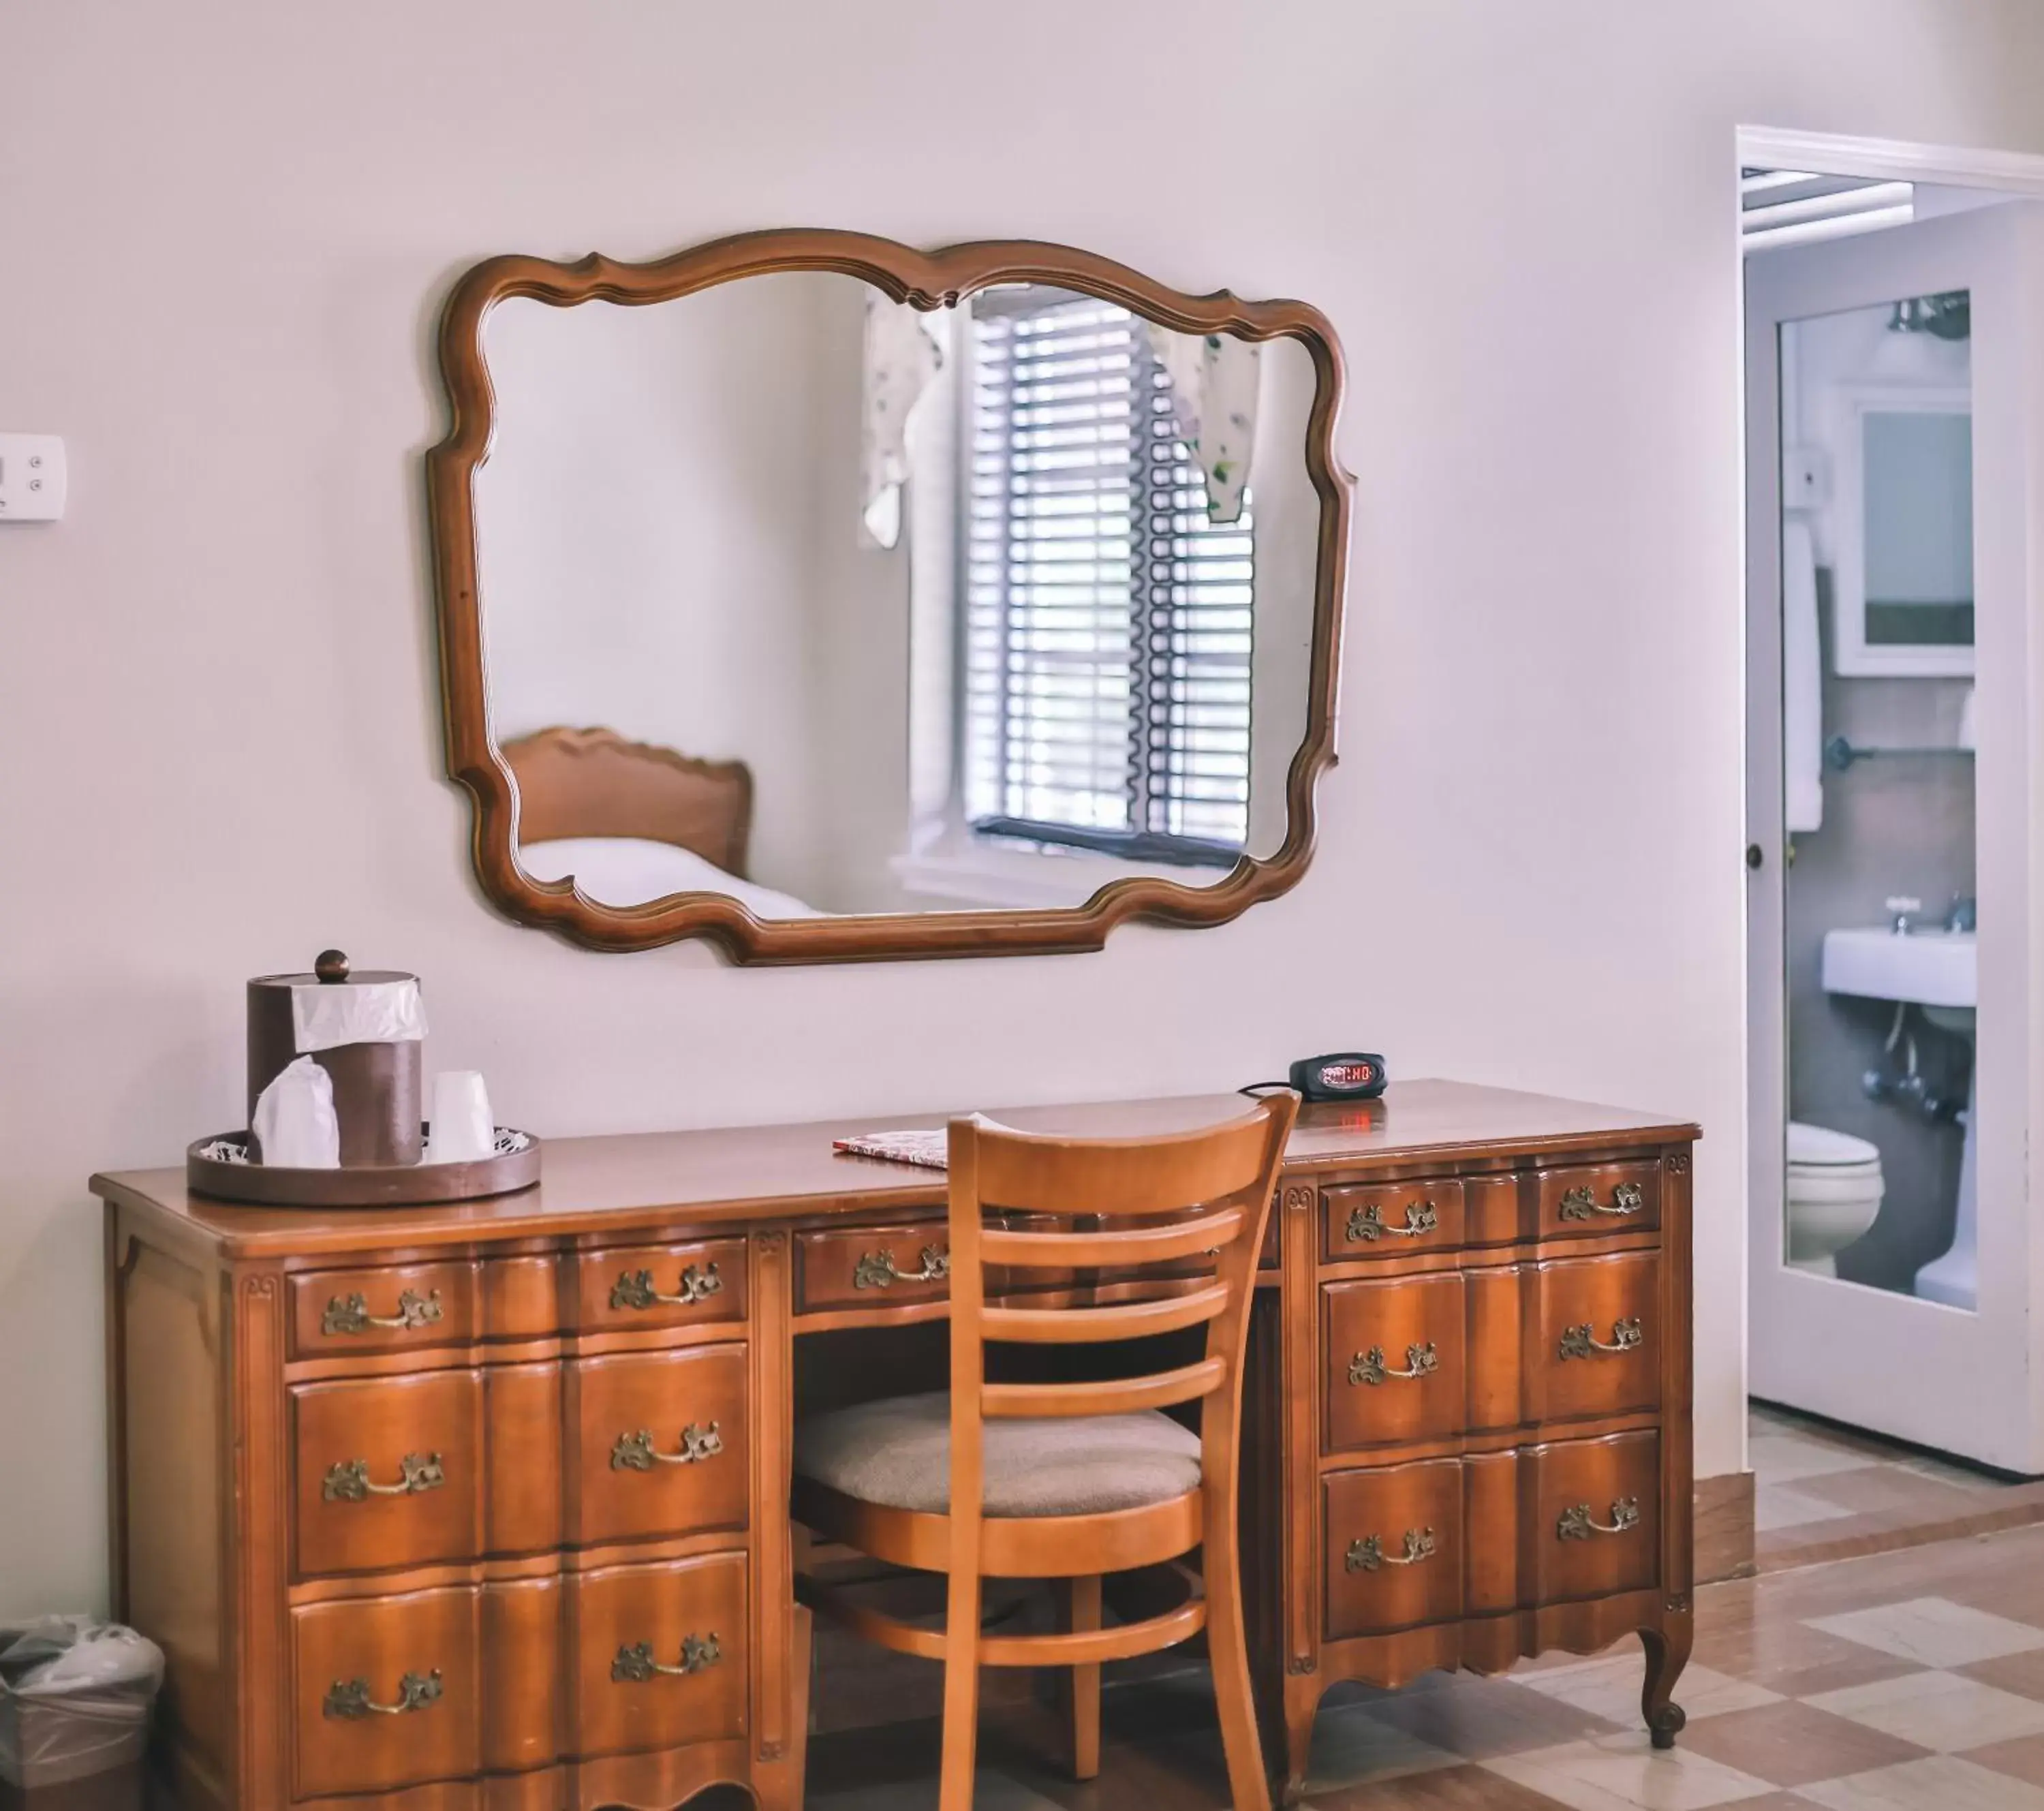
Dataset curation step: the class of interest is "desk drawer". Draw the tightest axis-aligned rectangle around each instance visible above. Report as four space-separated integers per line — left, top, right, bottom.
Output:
1322 1179 1464 1263
798 1222 950 1311
578 1237 747 1333
1526 1430 1660 1603
292 1587 482 1799
1324 1274 1466 1452
571 1552 748 1757
293 1369 482 1577
570 1344 749 1545
1529 1252 1661 1424
1536 1161 1661 1240
1324 1458 1464 1638
290 1261 478 1357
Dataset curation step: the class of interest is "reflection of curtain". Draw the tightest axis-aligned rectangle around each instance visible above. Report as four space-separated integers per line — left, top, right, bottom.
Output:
1145 324 1260 524
860 294 944 550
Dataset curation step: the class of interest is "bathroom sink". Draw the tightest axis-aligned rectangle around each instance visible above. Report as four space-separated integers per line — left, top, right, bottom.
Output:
1821 926 1977 1010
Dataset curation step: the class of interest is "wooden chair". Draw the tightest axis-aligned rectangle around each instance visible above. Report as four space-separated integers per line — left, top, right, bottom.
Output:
791 1093 1299 1810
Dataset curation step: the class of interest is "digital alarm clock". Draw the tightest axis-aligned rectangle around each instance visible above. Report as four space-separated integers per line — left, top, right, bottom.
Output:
1288 1053 1389 1102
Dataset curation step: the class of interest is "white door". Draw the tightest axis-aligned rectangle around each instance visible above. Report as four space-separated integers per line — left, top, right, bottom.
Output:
1746 202 2044 1472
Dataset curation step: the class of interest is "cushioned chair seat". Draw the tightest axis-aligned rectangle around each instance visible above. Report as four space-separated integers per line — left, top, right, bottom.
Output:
792 1391 1202 1517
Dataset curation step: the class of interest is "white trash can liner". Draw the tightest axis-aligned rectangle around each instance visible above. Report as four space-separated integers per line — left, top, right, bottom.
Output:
0 1617 164 1790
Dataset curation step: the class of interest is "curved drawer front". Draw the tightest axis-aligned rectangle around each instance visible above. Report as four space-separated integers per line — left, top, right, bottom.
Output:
294 1369 482 1577
1324 1273 1466 1452
1324 1458 1464 1639
570 1344 750 1545
1529 1252 1660 1424
1321 1179 1465 1263
1536 1161 1661 1241
1527 1429 1660 1604
292 1586 482 1799
290 1260 479 1358
798 1222 950 1312
571 1552 748 1758
578 1237 747 1334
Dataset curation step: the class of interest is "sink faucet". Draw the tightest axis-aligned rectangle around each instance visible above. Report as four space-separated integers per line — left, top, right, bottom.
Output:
1947 894 1977 933
1887 895 1923 935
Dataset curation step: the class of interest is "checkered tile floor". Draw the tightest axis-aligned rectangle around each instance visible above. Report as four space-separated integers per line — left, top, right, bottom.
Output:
801 1519 2044 1809
1750 1404 2044 1573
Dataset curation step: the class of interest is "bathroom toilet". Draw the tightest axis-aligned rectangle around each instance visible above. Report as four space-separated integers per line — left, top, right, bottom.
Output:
1786 1121 1885 1275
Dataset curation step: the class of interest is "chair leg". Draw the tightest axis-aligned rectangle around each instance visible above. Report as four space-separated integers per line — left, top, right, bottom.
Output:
938 1568 983 1811
1205 1531 1271 1811
1055 1575 1102 1780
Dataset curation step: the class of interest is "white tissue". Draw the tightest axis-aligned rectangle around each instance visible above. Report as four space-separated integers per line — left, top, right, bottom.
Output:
252 1055 341 1168
290 979 427 1055
427 1071 495 1164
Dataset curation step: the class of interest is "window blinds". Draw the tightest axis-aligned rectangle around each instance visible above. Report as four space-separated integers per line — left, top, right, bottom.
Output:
963 290 1254 864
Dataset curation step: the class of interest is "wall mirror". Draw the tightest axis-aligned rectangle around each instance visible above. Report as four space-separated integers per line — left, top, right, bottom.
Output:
428 231 1348 961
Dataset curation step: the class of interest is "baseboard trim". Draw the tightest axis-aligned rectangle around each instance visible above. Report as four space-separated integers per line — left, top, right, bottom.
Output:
1696 1470 1756 1583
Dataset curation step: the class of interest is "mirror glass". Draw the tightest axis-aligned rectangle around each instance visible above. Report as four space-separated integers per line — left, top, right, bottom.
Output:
474 273 1323 918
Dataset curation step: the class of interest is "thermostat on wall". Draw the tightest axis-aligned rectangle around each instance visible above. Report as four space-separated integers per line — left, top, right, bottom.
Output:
0 435 67 522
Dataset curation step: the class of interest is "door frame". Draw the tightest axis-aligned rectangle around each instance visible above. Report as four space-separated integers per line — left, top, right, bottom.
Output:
1736 126 2044 1470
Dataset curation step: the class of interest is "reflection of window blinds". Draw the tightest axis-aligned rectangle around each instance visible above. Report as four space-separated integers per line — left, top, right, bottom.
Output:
963 290 1254 861
1741 170 1914 253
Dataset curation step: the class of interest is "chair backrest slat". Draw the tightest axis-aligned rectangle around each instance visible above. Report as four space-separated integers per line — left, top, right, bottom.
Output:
980 1205 1245 1270
982 1357 1227 1420
981 1282 1228 1346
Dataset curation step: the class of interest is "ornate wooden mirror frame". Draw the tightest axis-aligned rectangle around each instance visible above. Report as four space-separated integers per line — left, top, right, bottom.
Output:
426 228 1350 963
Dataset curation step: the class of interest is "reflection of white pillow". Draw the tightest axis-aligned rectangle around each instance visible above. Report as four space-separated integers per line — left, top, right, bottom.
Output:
519 837 823 918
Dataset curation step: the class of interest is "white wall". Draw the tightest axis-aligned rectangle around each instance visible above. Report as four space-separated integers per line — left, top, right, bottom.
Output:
476 273 895 908
5 0 2043 1616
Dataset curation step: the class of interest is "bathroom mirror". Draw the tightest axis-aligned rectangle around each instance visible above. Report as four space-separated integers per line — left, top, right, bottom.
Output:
427 231 1348 961
1832 291 1975 677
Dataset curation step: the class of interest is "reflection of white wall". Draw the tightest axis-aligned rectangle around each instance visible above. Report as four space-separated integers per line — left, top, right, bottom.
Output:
476 276 905 910
1247 339 1320 860
1786 300 1970 572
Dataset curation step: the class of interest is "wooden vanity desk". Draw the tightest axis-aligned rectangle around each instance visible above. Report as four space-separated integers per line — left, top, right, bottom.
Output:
95 1080 1698 1810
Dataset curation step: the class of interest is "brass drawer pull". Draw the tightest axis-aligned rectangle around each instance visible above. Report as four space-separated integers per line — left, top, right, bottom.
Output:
322 1288 443 1336
1557 1497 1641 1541
612 1421 724 1471
1348 1342 1440 1387
324 1669 442 1719
1558 1181 1645 1222
610 1632 724 1681
1558 1317 1643 1360
1345 1201 1438 1243
1345 1527 1436 1573
322 1452 446 1501
610 1262 723 1312
854 1245 949 1290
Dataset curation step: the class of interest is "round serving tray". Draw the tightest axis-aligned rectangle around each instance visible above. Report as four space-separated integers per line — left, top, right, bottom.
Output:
186 1126 541 1207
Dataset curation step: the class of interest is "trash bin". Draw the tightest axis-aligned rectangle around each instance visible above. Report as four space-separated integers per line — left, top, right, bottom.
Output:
0 1619 162 1811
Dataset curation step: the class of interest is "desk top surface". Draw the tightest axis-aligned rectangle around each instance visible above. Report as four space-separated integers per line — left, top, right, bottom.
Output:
93 1079 1698 1259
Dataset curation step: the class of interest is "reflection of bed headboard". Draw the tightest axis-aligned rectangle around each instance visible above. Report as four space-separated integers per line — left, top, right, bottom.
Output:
502 727 754 879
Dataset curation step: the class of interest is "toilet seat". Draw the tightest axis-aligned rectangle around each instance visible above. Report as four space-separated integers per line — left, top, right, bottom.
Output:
1784 1121 1885 1276
1787 1121 1883 1171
